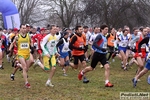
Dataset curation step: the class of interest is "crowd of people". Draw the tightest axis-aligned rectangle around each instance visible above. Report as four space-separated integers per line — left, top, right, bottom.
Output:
0 24 150 89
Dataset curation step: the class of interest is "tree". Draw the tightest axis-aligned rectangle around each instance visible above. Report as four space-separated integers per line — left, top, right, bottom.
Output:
12 0 47 26
44 0 83 28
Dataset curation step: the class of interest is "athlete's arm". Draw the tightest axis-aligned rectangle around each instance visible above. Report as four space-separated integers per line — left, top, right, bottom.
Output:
56 39 63 52
8 35 18 51
41 34 50 55
138 37 149 52
129 35 140 47
56 39 64 47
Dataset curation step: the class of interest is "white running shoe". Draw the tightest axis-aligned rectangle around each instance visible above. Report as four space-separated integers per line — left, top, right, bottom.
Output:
45 82 54 87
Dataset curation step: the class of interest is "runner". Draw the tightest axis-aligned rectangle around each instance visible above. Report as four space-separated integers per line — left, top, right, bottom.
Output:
41 25 60 87
69 25 89 83
9 24 34 88
78 24 113 87
56 31 70 76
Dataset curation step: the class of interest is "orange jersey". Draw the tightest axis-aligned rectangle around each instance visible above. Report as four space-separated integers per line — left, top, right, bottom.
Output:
71 34 85 56
107 33 115 47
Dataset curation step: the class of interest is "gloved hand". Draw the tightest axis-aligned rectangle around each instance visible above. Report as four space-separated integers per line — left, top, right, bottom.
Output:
78 46 85 50
30 47 34 54
101 48 106 52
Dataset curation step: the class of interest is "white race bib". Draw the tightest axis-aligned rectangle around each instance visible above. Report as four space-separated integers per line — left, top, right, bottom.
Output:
20 43 29 49
103 42 107 49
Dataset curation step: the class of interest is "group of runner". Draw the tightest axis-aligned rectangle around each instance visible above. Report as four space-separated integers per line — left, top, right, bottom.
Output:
0 24 150 88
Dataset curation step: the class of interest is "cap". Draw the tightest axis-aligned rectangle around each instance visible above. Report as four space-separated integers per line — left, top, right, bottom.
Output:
13 28 18 31
40 28 45 31
26 24 30 27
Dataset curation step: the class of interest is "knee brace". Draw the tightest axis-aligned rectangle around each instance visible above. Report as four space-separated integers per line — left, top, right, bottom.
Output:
64 60 70 66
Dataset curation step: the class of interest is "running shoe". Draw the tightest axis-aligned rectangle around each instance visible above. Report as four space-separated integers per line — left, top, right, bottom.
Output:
132 78 137 88
10 74 14 81
83 77 89 83
105 82 113 87
45 82 54 87
25 83 31 89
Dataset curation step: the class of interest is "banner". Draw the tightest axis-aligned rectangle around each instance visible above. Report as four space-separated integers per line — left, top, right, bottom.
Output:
5 13 20 29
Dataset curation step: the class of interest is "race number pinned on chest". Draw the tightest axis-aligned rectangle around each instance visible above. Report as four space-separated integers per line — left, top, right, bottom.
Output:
50 40 55 47
103 42 107 49
20 43 29 49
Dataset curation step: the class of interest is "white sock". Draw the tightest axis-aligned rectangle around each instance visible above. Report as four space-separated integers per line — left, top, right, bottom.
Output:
0 65 2 68
46 79 51 84
81 70 84 75
25 81 28 84
105 80 109 84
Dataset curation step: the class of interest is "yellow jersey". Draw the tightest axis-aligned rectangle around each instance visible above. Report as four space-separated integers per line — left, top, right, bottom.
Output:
17 33 30 55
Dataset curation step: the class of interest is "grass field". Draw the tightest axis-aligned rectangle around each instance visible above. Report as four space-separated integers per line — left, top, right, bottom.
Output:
0 58 150 100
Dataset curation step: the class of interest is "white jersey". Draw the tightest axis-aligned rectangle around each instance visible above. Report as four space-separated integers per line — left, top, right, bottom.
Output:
83 31 91 45
118 35 129 47
89 33 98 42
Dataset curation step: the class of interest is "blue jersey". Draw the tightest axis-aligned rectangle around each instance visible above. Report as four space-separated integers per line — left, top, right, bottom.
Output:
93 34 107 54
58 38 69 57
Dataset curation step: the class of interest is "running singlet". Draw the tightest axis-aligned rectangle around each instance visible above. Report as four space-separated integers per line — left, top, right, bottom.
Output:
107 33 115 47
17 33 30 55
41 34 57 55
71 34 85 56
93 34 107 54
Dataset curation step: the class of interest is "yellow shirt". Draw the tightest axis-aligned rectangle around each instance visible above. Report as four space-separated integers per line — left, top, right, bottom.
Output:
17 33 30 55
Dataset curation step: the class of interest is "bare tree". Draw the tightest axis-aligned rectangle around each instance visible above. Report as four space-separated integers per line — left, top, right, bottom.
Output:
12 0 47 26
44 0 83 28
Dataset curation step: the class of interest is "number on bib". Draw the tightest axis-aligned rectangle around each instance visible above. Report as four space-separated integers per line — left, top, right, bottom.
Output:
20 43 29 49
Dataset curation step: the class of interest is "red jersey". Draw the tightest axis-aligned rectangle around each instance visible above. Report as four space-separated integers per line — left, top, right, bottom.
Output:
135 34 145 52
1 35 6 49
32 33 47 49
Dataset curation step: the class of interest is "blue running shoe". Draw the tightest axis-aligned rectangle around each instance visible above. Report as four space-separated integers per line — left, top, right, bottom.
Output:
147 75 150 85
132 78 137 88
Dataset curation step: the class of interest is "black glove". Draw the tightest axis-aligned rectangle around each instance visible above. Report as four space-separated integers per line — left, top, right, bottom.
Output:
101 48 106 52
78 47 85 50
131 48 137 52
127 46 131 50
30 47 34 54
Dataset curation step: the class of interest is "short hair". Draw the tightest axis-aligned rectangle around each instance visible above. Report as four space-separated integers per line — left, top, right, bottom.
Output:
133 27 138 32
49 25 57 30
123 29 128 33
75 25 82 31
100 24 108 30
83 26 88 29
20 24 25 29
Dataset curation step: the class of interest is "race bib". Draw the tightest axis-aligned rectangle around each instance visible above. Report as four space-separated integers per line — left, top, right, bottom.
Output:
111 40 115 43
103 42 107 49
20 43 29 49
50 41 55 47
121 42 127 47
141 44 146 48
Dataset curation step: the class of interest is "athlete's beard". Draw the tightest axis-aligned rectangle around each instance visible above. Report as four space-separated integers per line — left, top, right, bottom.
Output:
76 32 82 37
